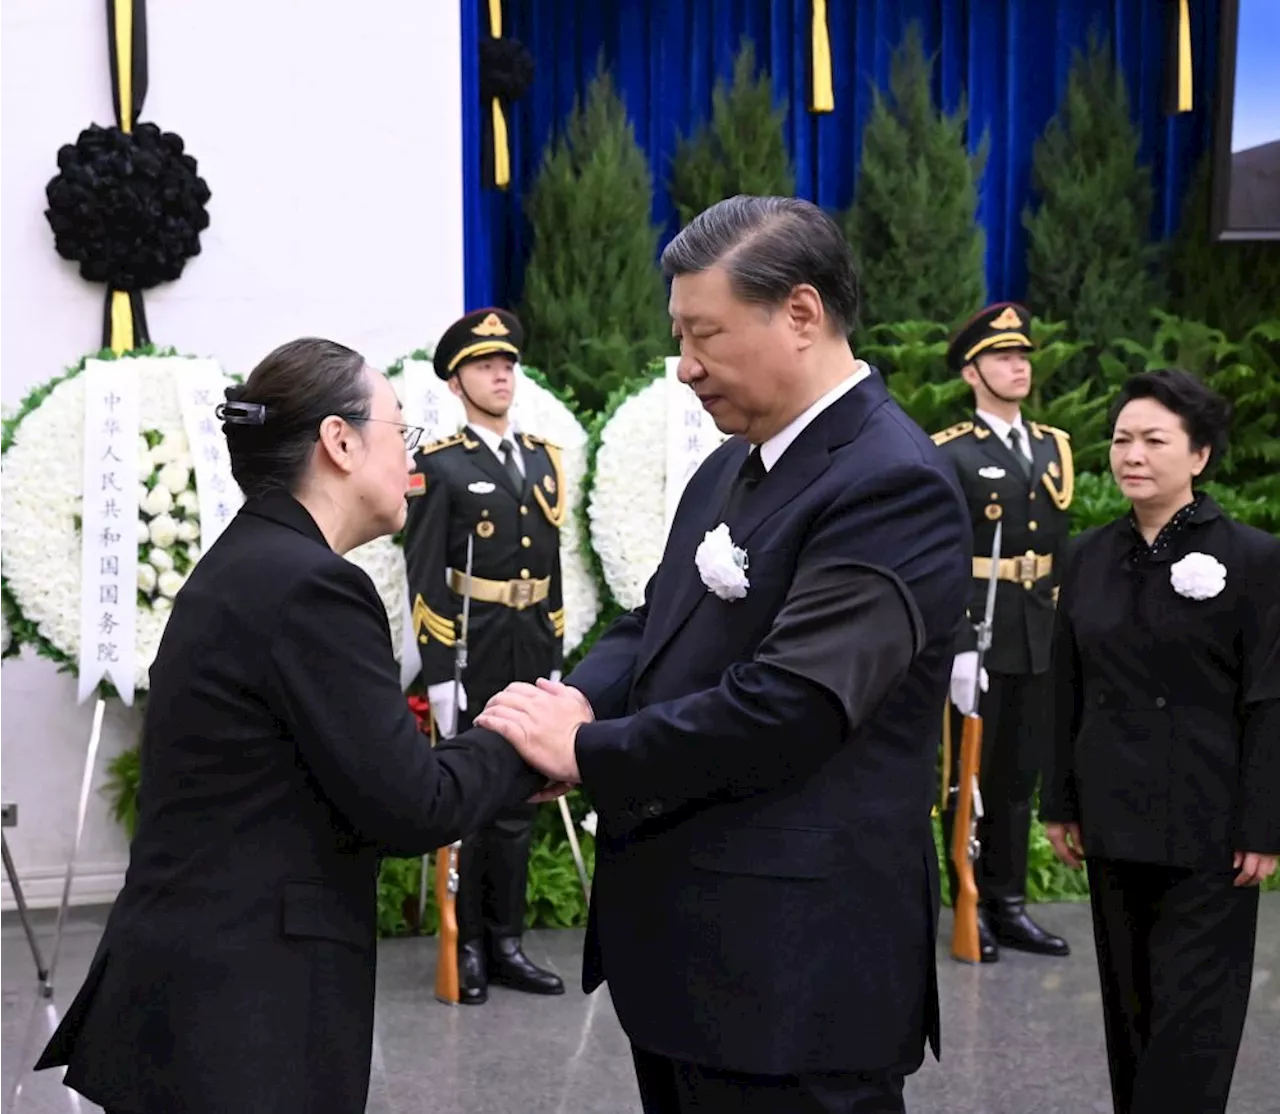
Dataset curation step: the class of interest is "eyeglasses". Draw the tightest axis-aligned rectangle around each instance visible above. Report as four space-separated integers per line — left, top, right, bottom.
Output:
333 416 425 450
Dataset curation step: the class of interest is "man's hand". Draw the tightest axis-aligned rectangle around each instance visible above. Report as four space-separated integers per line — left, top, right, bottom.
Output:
1233 851 1278 887
475 679 593 783
949 651 988 716
1045 821 1085 870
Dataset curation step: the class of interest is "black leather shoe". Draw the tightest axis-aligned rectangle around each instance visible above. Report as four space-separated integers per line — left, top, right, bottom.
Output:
459 940 488 1005
977 907 1000 964
487 936 565 995
987 898 1070 957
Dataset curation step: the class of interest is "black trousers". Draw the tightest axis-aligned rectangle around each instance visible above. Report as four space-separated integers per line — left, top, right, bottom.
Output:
1088 858 1259 1114
632 1046 906 1114
456 676 536 945
942 669 1048 904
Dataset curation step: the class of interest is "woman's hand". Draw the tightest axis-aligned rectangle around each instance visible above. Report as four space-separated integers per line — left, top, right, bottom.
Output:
1232 851 1277 887
1045 821 1086 870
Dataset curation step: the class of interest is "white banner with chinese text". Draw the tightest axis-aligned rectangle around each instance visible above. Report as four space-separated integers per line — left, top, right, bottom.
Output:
663 357 730 533
77 360 141 704
175 358 244 553
399 358 465 444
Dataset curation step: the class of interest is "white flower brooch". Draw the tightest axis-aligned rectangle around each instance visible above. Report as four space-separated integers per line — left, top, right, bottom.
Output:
1169 552 1227 600
695 522 750 601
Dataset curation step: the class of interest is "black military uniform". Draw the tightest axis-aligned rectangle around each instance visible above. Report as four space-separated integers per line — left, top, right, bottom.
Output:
403 308 568 1003
933 302 1074 962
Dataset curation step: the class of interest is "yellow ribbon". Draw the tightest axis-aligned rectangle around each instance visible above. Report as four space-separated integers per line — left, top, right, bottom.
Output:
811 0 834 113
110 0 137 354
113 0 134 134
488 0 511 188
1175 0 1192 113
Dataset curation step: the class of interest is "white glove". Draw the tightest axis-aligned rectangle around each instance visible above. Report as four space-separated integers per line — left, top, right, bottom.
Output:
549 669 562 684
949 651 989 716
426 682 468 738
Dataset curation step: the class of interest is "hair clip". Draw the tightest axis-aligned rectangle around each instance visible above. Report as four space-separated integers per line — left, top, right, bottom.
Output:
215 401 268 425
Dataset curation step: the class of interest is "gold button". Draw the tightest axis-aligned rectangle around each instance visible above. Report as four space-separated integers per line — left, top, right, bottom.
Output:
990 491 998 499
1029 521 1038 531
520 506 528 516
481 509 490 518
1029 491 1036 500
520 569 530 579
521 536 531 548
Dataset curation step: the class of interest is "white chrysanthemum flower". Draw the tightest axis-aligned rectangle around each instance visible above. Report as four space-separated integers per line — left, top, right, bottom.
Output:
148 515 179 549
176 519 200 542
159 462 190 494
588 378 670 610
157 570 186 598
1 354 240 692
142 484 173 516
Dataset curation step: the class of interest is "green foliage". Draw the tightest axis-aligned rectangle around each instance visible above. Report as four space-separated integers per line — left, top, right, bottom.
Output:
102 742 142 838
864 320 970 431
842 22 987 335
1167 155 1280 339
1098 311 1280 496
519 61 670 416
1023 35 1161 361
668 39 796 227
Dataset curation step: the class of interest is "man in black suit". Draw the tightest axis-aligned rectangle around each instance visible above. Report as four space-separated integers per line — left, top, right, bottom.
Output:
404 308 566 1003
477 196 972 1113
931 303 1073 963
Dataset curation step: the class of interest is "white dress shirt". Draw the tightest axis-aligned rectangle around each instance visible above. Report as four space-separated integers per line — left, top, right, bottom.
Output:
975 408 1033 465
468 422 525 477
758 360 872 472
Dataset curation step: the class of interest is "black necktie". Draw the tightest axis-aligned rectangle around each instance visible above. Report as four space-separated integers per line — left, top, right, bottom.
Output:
499 438 524 493
722 448 766 521
1007 427 1031 479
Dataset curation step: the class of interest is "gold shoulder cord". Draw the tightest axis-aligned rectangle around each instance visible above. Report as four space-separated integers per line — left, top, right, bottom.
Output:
1038 425 1074 511
532 441 567 529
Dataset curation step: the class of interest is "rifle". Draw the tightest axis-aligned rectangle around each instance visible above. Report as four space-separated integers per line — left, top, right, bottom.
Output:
432 534 474 1005
949 521 1002 965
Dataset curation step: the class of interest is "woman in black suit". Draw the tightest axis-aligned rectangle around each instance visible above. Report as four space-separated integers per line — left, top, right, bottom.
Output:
37 338 547 1113
1041 369 1279 1114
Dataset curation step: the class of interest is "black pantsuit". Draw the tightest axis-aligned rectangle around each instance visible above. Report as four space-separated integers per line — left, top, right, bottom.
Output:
632 1045 907 1114
1043 496 1280 1114
1087 860 1258 1114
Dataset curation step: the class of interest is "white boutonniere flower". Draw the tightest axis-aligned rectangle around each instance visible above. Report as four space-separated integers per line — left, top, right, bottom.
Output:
1170 552 1226 600
695 522 749 601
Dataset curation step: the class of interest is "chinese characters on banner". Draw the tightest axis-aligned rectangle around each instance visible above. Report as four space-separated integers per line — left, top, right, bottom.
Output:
399 358 466 444
175 358 244 552
664 357 730 533
77 361 141 705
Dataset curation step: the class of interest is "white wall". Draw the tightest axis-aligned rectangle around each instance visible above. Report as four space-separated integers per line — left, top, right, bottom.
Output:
1 0 465 908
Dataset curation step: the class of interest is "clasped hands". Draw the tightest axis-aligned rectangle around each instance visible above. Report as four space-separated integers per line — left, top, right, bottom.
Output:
475 678 595 800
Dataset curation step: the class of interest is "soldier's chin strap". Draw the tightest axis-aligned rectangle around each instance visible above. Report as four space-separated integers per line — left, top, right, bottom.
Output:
970 357 1025 407
454 369 510 423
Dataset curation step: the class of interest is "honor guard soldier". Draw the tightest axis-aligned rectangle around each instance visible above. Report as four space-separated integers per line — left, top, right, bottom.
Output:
933 301 1074 963
404 308 568 1003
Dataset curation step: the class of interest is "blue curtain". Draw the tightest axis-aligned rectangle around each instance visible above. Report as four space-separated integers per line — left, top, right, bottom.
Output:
462 0 1219 314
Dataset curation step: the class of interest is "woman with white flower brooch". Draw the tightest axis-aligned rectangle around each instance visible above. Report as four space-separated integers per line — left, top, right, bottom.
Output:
35 338 546 1114
1041 368 1279 1114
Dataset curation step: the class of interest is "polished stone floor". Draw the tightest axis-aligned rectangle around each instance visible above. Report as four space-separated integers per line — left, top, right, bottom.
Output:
4 898 1277 1113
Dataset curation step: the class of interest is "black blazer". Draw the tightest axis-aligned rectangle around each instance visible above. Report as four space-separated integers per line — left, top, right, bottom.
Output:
567 372 972 1076
1041 497 1280 869
36 491 542 1114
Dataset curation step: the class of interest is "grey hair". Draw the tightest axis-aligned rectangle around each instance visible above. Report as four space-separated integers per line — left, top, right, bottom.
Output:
660 195 861 334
